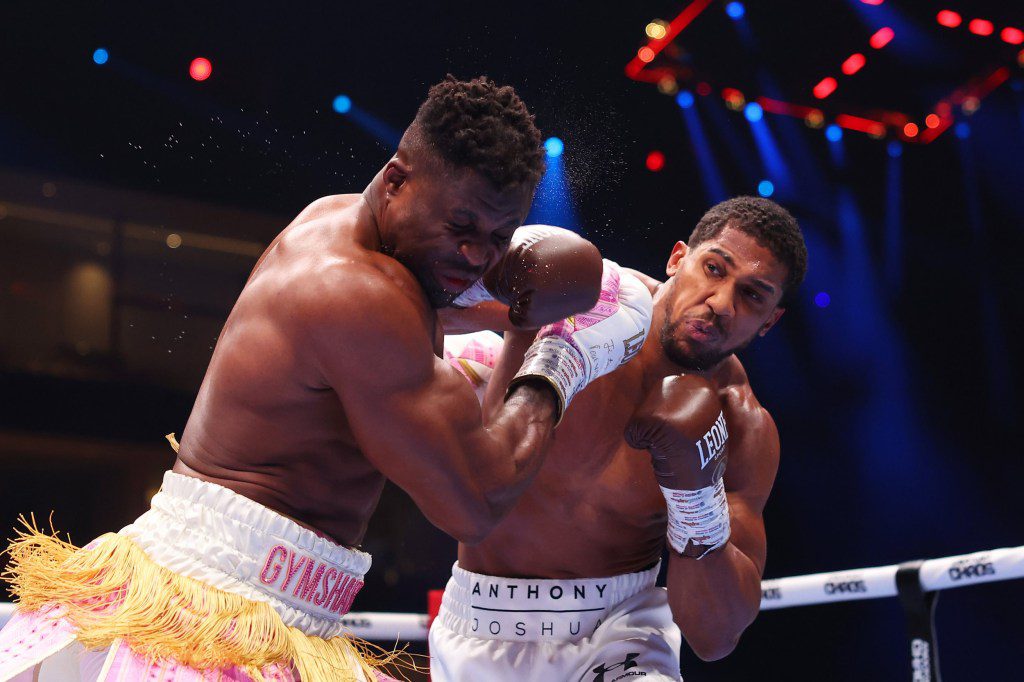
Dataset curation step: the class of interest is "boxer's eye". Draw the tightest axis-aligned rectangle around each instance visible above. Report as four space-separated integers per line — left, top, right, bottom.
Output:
706 262 723 277
745 288 762 302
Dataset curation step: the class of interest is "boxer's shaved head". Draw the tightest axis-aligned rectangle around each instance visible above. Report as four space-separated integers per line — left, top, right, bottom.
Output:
403 75 545 190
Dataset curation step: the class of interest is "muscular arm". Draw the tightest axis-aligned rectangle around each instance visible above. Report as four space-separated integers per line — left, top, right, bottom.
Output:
666 400 780 660
309 265 557 545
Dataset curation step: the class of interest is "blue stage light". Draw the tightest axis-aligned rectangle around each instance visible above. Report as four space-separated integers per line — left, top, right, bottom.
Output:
544 137 564 158
676 91 695 109
757 180 774 197
825 124 843 142
744 102 763 122
955 122 970 139
814 292 831 308
725 2 745 19
93 48 109 65
887 141 902 158
332 95 352 114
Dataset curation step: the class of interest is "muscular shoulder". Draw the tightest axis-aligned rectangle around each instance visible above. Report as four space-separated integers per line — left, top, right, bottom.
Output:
715 356 779 501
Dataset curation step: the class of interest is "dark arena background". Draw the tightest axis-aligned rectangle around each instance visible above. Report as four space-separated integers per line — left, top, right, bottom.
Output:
1 1 1022 680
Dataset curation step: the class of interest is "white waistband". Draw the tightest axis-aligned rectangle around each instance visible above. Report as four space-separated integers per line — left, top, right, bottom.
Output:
437 562 660 643
118 471 371 638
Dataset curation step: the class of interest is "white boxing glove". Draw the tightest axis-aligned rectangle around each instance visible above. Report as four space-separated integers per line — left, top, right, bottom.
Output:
507 260 653 422
443 331 503 405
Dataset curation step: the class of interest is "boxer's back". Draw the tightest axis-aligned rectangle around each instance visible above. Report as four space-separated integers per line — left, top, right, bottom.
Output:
174 195 426 547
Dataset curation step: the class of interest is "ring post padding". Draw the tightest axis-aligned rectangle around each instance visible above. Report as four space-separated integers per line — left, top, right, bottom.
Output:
896 560 941 682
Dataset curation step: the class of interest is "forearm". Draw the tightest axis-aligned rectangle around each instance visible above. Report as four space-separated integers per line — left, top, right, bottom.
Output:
666 542 763 660
472 382 557 526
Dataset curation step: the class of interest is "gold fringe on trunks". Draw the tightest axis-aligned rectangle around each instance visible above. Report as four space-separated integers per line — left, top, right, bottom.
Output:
3 518 419 681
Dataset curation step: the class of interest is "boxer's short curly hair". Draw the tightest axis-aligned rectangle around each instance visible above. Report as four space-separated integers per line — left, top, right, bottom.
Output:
688 196 808 303
410 75 545 190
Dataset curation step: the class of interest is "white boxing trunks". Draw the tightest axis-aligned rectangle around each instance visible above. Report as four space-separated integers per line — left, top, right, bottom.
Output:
0 471 393 682
429 562 683 682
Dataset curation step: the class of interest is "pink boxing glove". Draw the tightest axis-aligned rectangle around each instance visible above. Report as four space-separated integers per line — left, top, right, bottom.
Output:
506 260 653 423
443 331 503 405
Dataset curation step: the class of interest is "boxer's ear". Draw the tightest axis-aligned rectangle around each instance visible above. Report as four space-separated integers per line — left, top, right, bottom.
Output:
758 308 785 337
383 157 410 197
666 241 688 277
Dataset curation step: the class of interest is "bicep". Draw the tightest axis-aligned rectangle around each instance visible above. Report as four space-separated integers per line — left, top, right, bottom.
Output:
723 409 781 575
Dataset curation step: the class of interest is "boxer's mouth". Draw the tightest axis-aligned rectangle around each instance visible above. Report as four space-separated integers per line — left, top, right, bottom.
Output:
440 272 476 291
685 319 720 343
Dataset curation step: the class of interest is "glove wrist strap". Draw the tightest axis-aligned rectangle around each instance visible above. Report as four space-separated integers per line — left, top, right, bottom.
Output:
451 279 494 308
507 336 587 425
660 478 731 559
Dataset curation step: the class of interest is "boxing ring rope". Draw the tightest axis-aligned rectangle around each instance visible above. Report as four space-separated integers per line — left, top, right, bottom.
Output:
2 545 1021 679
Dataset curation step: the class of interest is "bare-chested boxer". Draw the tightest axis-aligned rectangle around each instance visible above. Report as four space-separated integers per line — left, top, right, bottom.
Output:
432 196 808 681
0 76 652 682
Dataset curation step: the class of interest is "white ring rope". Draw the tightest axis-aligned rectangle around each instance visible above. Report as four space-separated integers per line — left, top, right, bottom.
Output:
1 545 1021 641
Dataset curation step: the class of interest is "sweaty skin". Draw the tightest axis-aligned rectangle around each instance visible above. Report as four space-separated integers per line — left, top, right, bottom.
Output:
449 227 787 660
173 154 561 548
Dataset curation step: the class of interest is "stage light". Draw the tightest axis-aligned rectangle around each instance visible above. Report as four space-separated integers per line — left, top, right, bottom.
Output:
814 292 831 308
544 137 564 158
696 82 712 96
936 10 961 28
869 27 894 49
657 77 679 95
725 2 745 20
825 124 843 142
887 141 902 158
645 150 665 172
676 91 695 108
1018 49 1024 67
92 48 109 65
189 57 212 81
638 46 655 63
166 234 182 249
645 20 668 40
925 114 940 128
860 0 884 5
332 95 352 114
757 180 774 197
955 122 970 139
744 102 763 122
962 97 980 114
1001 27 1024 45
903 122 919 137
813 77 837 99
805 110 825 128
968 19 993 36
841 53 866 76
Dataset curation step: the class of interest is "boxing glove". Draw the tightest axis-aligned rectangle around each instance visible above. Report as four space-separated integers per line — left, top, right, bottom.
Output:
625 375 731 558
452 225 603 329
443 331 503 405
507 260 652 423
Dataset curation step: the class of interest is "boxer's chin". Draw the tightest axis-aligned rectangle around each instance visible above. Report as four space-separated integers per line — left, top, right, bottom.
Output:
660 318 729 371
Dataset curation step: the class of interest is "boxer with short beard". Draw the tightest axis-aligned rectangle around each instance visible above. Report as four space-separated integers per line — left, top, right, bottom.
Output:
0 76 653 682
433 196 807 681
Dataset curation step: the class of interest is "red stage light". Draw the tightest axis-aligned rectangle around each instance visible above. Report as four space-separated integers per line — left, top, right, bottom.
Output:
903 122 919 137
696 82 712 96
189 57 212 81
638 46 655 63
968 19 994 36
925 114 940 128
841 53 866 76
859 0 883 5
869 27 894 49
813 77 838 99
936 10 962 28
1001 27 1024 45
645 150 666 172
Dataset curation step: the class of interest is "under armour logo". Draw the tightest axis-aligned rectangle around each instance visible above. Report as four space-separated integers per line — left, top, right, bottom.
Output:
592 652 640 681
